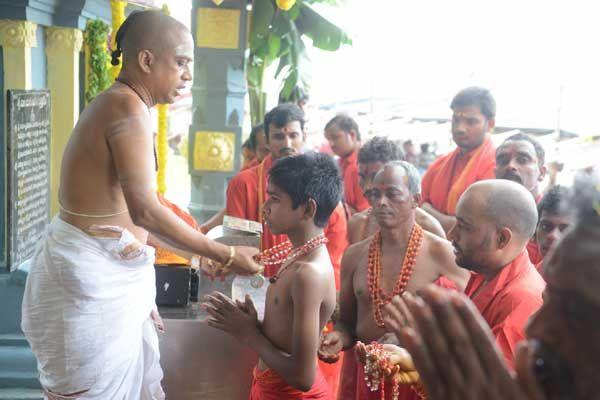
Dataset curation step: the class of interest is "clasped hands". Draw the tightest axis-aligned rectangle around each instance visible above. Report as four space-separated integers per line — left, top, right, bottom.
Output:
202 292 261 345
383 286 546 400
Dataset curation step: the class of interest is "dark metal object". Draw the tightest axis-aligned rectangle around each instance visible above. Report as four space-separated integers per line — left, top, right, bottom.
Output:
155 265 191 307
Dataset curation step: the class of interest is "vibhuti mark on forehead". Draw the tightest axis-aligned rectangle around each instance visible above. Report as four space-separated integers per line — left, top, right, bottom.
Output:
173 43 193 58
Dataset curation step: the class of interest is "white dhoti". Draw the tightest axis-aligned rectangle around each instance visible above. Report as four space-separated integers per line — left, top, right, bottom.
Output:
21 217 165 400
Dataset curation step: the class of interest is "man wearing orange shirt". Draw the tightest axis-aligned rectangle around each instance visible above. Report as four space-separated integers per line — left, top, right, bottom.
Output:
448 179 544 368
324 114 370 215
495 132 547 264
421 87 497 233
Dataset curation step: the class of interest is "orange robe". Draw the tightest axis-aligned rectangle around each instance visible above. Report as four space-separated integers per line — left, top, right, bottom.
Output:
339 150 370 213
525 194 543 265
250 367 330 400
153 194 200 265
464 250 545 369
526 240 543 265
421 137 496 215
226 155 348 396
242 158 259 171
338 277 457 400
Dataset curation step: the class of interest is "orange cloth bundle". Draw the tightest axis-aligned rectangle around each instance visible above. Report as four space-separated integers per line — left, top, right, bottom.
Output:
154 193 200 265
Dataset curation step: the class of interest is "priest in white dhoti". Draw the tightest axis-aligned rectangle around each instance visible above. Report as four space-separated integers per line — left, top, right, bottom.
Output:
22 222 164 399
20 10 259 399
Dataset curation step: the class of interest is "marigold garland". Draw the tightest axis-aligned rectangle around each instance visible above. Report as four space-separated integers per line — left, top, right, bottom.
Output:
110 0 126 80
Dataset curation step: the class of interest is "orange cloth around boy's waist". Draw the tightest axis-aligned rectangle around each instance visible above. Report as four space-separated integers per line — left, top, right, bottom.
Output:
251 365 331 400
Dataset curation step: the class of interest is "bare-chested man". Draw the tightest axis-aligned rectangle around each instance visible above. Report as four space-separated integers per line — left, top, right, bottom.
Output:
21 11 259 400
319 161 468 400
347 136 445 245
203 153 340 399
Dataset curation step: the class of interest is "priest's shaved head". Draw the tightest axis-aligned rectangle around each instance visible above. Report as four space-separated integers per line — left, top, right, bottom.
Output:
111 10 193 105
449 180 538 275
112 11 188 65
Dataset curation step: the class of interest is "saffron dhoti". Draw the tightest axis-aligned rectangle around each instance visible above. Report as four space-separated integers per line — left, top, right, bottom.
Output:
250 365 331 400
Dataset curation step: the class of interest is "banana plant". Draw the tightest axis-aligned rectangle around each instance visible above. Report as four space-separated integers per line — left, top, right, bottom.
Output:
247 0 351 126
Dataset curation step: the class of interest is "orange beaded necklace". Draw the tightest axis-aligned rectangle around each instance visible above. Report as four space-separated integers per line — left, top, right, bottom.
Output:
367 223 424 328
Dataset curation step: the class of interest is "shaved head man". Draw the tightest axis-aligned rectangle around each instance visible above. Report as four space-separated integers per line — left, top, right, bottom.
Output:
448 180 545 368
21 11 259 399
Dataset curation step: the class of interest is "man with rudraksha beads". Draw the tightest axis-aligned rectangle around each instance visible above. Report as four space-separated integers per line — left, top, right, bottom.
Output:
318 161 468 399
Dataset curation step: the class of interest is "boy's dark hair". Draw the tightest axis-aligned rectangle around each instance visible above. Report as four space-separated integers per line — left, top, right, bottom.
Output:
499 132 546 167
538 185 572 217
325 113 361 141
247 123 264 151
358 136 405 164
450 86 496 120
268 152 342 228
263 103 305 142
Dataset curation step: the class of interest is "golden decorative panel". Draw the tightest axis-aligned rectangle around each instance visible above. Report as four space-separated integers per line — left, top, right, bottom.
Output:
193 131 236 172
46 27 83 52
0 19 37 48
196 7 240 49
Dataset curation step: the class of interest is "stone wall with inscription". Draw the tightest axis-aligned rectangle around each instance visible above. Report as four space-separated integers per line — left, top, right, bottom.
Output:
5 90 51 271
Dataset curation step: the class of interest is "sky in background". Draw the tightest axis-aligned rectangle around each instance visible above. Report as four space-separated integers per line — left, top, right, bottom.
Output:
308 0 600 135
168 0 600 136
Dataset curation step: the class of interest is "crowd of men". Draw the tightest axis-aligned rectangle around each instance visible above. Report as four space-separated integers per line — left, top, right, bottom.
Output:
19 10 599 400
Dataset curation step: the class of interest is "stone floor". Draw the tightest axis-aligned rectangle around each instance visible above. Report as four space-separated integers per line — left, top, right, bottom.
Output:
0 389 43 400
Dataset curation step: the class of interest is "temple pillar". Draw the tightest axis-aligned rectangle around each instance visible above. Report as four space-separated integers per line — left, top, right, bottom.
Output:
45 27 83 215
0 19 36 90
188 0 247 223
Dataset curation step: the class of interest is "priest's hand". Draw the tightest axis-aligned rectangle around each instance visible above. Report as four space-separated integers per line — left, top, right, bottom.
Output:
199 246 262 280
396 285 545 400
318 330 344 363
202 292 260 346
150 309 165 333
229 246 262 276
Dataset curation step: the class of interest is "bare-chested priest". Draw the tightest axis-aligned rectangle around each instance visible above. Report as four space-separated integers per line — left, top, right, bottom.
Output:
21 11 259 400
347 136 445 245
319 161 468 400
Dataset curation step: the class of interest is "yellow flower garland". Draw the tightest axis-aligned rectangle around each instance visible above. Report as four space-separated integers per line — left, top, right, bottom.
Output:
110 0 126 80
157 104 168 195
276 0 296 11
156 4 171 195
